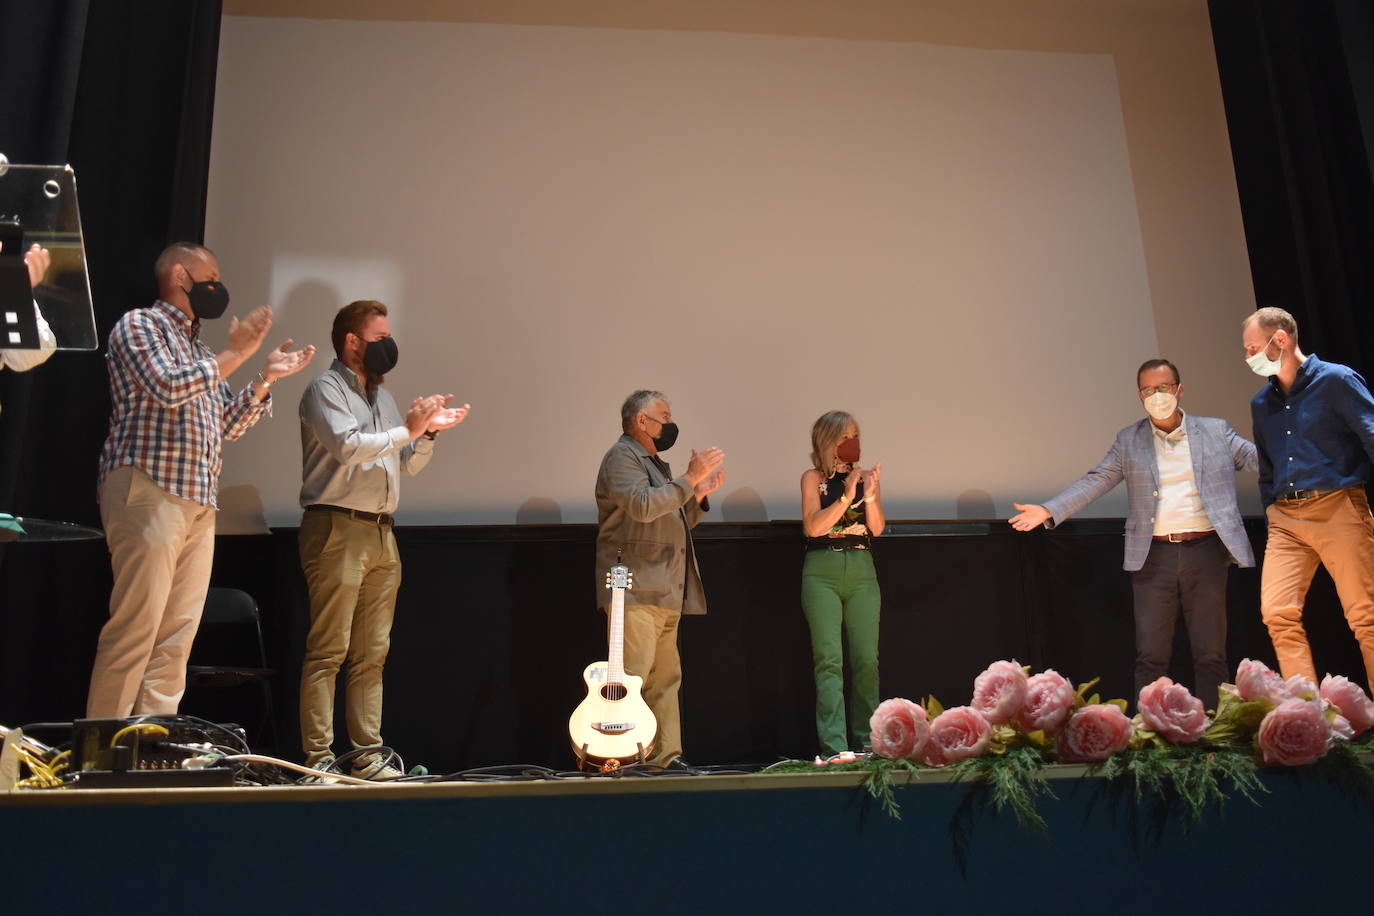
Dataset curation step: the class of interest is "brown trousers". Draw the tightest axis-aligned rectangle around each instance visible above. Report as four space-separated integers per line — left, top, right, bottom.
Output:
1261 487 1374 687
298 509 401 766
88 466 215 718
619 603 683 767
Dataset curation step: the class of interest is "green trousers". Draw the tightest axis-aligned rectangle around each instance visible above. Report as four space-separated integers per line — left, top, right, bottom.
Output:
800 547 881 755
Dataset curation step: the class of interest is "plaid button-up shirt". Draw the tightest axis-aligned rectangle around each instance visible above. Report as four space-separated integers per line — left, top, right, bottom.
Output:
98 299 271 508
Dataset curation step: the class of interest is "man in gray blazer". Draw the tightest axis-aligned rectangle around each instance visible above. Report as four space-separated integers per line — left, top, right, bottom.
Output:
594 390 725 769
1009 359 1258 709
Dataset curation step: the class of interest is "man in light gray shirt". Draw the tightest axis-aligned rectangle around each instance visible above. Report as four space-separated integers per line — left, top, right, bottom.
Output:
297 299 468 780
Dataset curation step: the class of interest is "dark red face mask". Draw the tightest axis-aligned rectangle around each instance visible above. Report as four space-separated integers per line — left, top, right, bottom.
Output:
836 436 861 464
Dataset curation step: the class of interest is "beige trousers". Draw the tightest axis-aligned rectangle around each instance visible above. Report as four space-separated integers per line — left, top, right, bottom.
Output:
87 465 215 718
1262 487 1374 687
298 509 401 766
620 603 683 767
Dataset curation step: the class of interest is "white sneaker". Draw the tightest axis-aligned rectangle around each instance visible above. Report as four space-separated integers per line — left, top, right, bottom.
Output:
298 756 340 785
351 754 407 781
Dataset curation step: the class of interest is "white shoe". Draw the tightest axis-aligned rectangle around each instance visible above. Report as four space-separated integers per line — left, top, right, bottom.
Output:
351 754 407 781
298 756 340 784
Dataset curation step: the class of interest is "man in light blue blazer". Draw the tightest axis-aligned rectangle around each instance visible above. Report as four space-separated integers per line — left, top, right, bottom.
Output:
1009 359 1258 709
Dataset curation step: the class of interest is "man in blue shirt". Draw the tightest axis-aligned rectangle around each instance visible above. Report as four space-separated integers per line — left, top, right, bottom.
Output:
1242 307 1374 689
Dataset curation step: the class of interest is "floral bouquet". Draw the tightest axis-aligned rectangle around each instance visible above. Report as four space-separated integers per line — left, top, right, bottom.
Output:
853 657 1374 826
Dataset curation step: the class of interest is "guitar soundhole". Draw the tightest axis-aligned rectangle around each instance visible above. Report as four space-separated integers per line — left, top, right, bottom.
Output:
600 683 628 701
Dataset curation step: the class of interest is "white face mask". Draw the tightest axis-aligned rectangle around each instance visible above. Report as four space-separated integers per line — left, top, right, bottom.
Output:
1143 391 1178 421
1246 333 1283 377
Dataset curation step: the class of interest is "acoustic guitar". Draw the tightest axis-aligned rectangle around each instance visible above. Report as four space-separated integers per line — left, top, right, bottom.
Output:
568 561 657 771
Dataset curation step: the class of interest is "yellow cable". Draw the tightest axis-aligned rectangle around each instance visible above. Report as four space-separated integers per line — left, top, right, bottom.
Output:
49 749 71 773
109 723 169 747
15 750 61 788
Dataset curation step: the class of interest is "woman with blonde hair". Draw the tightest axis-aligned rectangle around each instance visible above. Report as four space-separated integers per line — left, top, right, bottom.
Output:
799 410 885 756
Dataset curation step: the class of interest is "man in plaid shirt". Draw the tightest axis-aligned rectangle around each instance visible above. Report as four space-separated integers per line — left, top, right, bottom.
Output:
88 242 315 718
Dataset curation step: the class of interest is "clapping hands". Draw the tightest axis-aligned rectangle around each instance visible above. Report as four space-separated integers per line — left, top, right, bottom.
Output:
427 396 470 433
405 393 470 439
862 463 882 498
261 339 316 383
23 244 50 288
228 305 273 358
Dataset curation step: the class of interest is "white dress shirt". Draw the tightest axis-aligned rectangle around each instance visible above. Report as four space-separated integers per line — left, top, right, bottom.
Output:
1151 412 1215 536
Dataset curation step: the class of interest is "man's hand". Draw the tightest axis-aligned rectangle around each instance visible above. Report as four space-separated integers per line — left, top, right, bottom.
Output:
1008 503 1051 531
684 447 725 487
227 305 273 359
405 394 445 440
24 244 50 288
260 339 316 383
695 467 726 501
426 396 470 433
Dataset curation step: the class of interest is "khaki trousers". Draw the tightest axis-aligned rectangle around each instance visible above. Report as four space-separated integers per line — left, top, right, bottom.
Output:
88 465 215 718
619 603 683 766
298 509 401 766
1262 487 1374 687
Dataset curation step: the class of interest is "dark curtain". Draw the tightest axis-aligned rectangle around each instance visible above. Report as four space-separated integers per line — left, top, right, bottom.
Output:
0 0 222 725
1209 0 1374 377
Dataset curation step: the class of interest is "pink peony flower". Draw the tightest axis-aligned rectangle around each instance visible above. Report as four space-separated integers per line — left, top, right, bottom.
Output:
1056 704 1133 763
1235 658 1290 705
1136 677 1210 744
971 660 1029 726
1319 675 1374 735
1256 698 1331 766
1331 713 1355 742
1284 675 1318 701
868 698 930 760
1013 669 1075 734
923 706 993 767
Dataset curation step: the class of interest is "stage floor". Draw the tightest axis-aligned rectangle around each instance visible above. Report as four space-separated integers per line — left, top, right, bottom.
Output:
1 761 1074 805
4 761 1372 914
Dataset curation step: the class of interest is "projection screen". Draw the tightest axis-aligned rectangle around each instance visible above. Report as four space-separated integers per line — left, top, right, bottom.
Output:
205 11 1259 531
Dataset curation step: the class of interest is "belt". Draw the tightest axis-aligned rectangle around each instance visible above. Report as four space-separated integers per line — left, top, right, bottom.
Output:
1277 488 1325 502
1152 530 1216 543
806 535 871 552
306 504 394 526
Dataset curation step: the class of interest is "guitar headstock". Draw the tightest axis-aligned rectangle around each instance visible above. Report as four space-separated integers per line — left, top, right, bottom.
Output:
605 563 633 591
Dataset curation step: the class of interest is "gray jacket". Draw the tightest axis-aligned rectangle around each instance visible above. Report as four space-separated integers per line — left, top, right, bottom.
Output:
1043 413 1258 572
594 434 708 614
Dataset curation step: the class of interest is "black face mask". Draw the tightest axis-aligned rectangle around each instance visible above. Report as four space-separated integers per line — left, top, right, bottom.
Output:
362 336 399 376
652 421 679 452
183 279 230 320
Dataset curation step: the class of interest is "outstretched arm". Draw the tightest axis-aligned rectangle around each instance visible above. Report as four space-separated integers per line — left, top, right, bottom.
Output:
1010 437 1126 531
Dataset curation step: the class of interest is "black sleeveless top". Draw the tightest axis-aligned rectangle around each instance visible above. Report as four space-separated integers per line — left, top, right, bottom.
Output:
808 468 871 550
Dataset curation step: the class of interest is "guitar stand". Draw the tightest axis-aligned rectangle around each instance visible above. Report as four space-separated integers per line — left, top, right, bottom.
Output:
575 742 648 774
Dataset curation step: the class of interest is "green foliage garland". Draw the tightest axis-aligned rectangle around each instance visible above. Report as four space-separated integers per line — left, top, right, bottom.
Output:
1091 745 1268 825
765 731 1374 839
943 743 1055 833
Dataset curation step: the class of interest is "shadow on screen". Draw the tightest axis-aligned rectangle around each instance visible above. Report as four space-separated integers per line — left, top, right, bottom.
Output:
516 496 563 524
956 488 996 520
721 487 768 522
